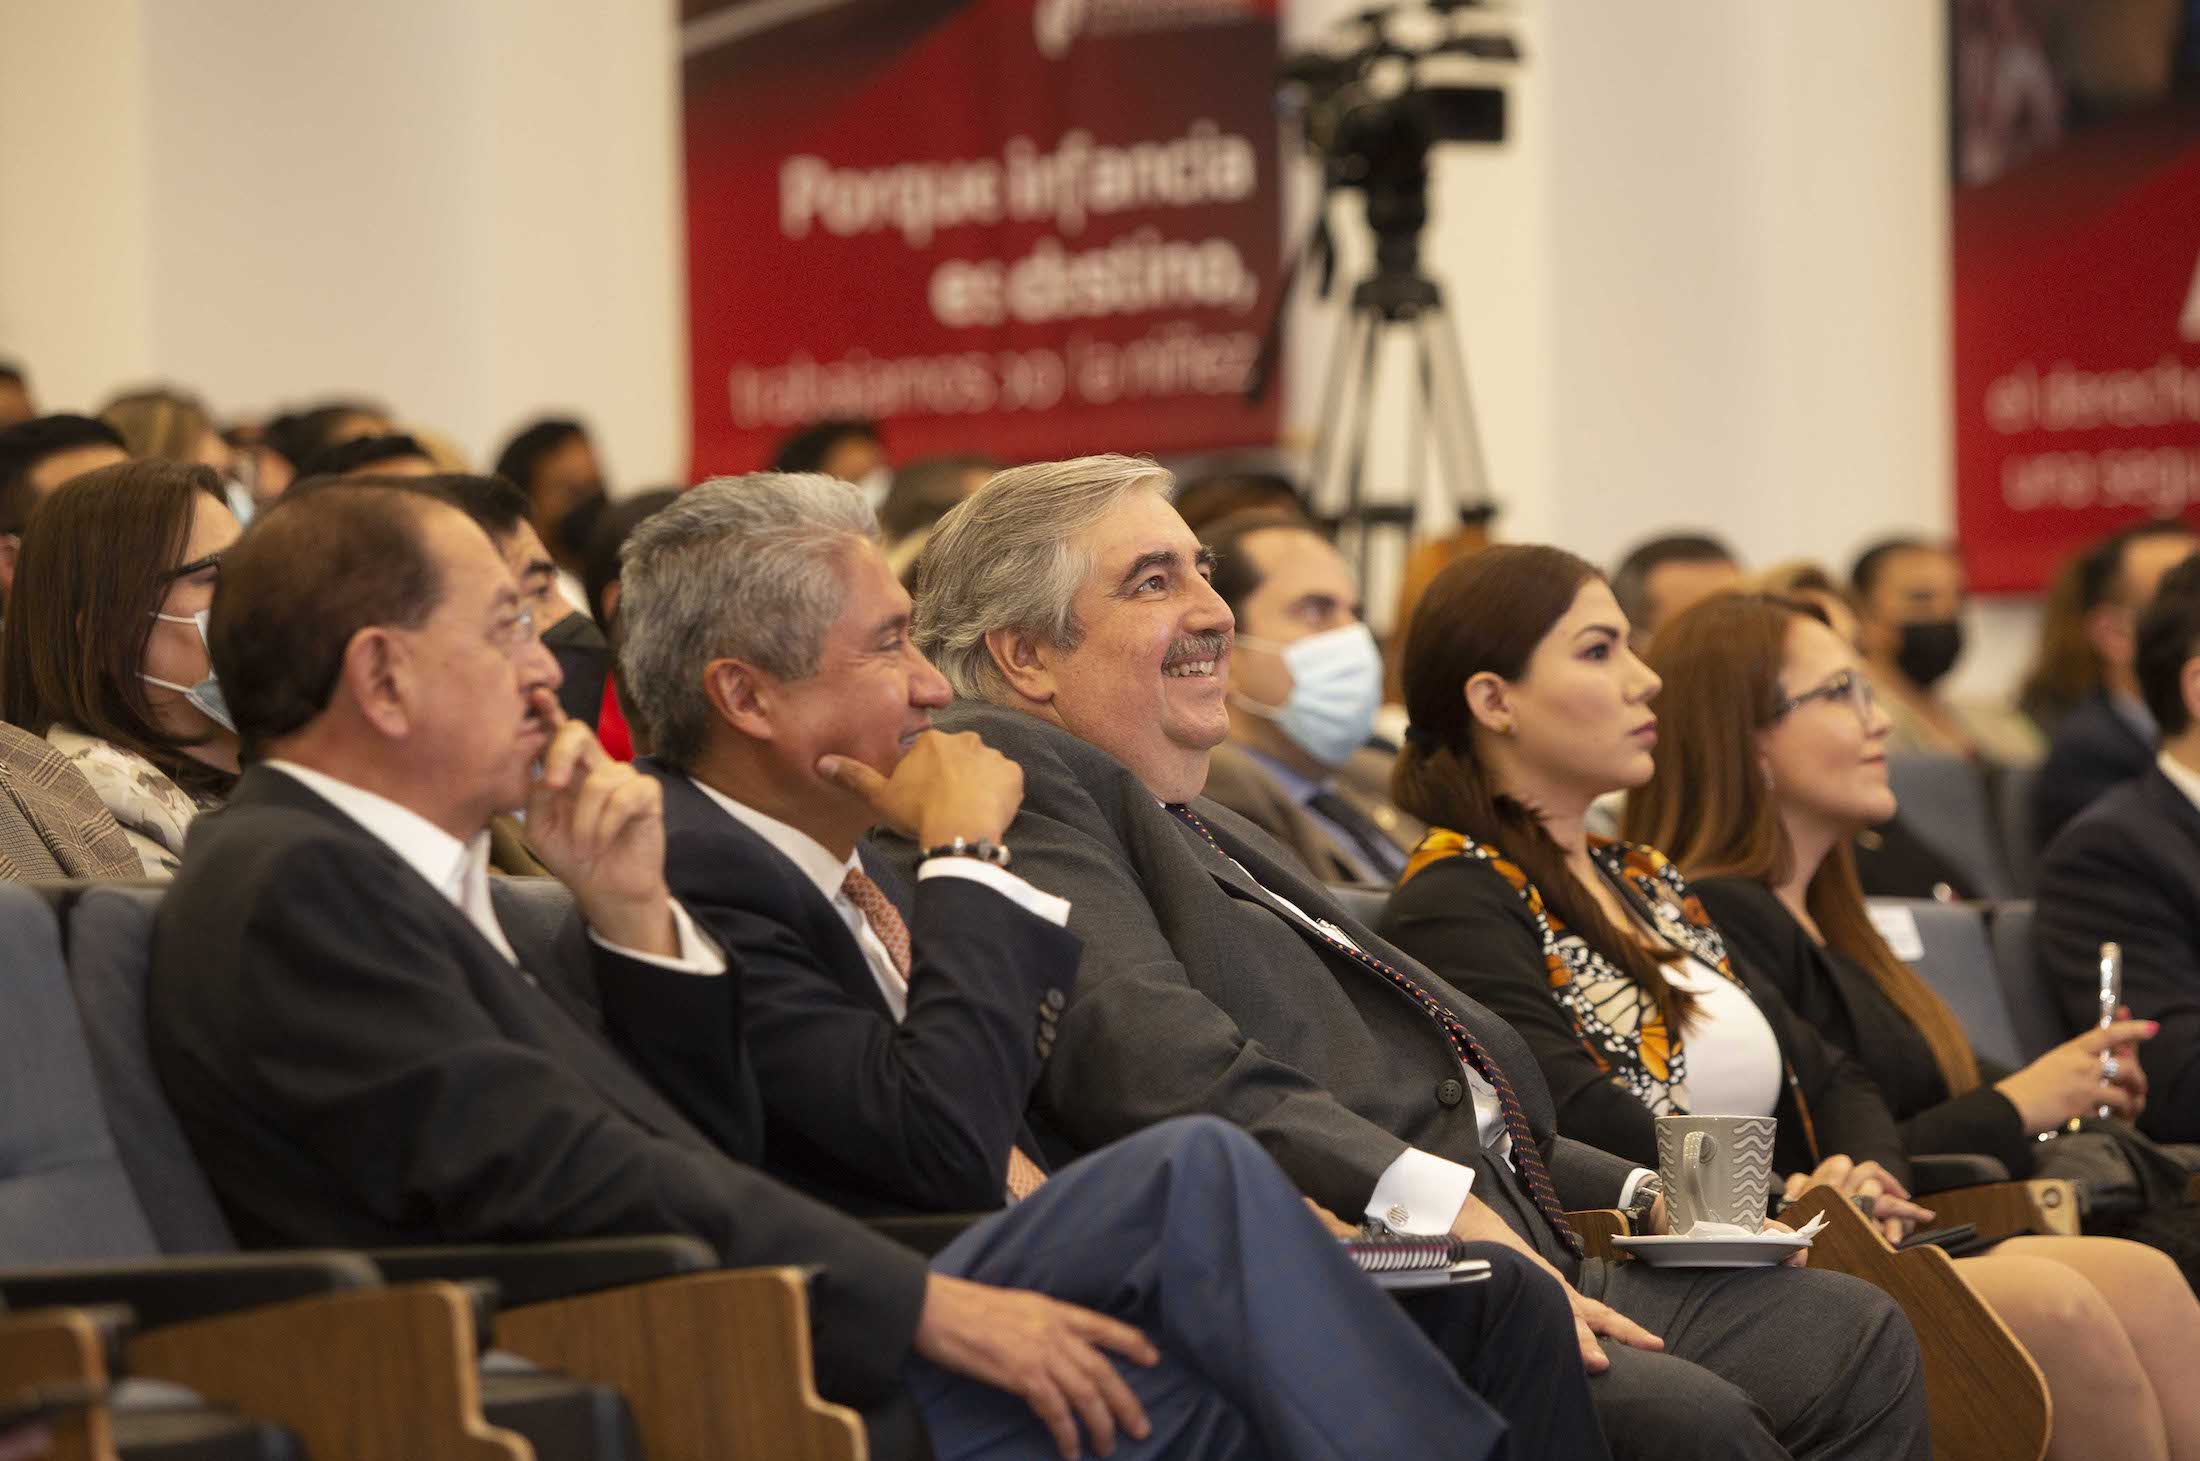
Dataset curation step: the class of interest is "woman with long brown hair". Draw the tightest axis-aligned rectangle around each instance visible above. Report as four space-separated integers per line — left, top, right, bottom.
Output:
1 460 241 875
1626 588 2200 1461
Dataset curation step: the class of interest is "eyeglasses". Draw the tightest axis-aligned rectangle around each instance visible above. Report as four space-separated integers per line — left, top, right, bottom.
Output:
1773 669 1876 727
490 605 539 653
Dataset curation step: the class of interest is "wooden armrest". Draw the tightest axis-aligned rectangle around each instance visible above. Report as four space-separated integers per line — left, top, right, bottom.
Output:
1915 1179 2080 1239
1561 1208 1632 1261
1782 1185 2049 1461
493 1266 865 1461
0 1308 117 1461
125 1282 529 1461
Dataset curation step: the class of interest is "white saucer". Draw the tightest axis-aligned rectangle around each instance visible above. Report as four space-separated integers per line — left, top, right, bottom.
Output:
1609 1231 1811 1268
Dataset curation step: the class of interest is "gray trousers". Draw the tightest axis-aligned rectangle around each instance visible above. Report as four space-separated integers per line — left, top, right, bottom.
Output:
1477 1159 1929 1460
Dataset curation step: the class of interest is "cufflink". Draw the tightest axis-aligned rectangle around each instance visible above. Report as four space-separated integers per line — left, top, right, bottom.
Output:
1386 1204 1410 1228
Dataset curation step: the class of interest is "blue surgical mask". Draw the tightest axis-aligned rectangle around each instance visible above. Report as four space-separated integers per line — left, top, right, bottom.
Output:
144 607 236 733
1231 623 1384 767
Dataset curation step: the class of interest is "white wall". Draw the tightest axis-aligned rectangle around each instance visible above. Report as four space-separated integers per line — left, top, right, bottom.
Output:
0 0 687 486
0 0 2038 690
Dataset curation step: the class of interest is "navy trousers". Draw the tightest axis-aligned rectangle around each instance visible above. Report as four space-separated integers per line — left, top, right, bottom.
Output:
909 1117 1608 1460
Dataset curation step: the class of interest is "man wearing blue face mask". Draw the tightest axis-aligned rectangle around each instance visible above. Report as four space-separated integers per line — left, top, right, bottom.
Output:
1200 512 1424 884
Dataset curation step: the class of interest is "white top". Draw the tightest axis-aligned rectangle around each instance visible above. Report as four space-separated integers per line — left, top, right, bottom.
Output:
2158 749 2200 813
266 760 722 975
1665 954 1784 1119
689 777 1069 1021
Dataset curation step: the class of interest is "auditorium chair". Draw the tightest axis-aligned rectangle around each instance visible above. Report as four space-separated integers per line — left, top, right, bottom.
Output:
1567 1187 2052 1461
1887 756 2020 900
1 881 527 1460
1977 902 2075 1064
45 881 875 1461
1996 766 2041 897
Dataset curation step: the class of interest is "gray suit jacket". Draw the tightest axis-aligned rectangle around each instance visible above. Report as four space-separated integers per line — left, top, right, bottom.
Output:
882 703 1637 1258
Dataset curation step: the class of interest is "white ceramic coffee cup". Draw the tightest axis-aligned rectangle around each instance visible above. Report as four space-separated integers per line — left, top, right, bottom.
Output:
1654 1114 1778 1235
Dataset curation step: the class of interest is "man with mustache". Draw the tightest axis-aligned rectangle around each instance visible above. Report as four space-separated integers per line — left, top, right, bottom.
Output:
149 479 1559 1461
899 453 1931 1461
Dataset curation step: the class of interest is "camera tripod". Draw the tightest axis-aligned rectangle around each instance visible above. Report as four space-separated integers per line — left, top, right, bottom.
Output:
1302 244 1498 593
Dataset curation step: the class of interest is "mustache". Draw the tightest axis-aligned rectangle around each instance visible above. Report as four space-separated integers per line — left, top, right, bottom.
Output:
1162 632 1230 666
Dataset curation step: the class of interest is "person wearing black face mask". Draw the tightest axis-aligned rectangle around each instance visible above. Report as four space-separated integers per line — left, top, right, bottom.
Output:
1850 537 2043 766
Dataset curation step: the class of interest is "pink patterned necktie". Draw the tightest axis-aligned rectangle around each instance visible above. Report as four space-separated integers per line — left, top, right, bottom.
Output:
841 867 1048 1204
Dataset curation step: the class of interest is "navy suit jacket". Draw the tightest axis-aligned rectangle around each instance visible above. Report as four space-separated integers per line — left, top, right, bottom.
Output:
2031 690 2155 854
2037 765 2200 1142
640 760 1082 1215
148 766 931 1418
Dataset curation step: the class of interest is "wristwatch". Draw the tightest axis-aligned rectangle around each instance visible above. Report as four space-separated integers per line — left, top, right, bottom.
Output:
1622 1173 1664 1228
918 836 1012 869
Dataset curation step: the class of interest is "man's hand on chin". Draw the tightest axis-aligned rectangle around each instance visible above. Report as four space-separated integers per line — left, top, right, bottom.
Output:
1449 1194 1664 1375
524 689 678 956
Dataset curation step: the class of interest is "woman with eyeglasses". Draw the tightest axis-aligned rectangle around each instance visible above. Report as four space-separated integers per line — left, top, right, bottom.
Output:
1 461 241 876
1379 546 2200 1461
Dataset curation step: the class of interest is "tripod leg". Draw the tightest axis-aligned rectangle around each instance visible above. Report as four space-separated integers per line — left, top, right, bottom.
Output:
1306 303 1368 517
1337 311 1386 584
1417 304 1498 517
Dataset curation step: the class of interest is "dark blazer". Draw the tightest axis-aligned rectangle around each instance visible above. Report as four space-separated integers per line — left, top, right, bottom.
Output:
639 760 1080 1214
147 766 931 1414
1379 855 1910 1186
2031 690 2155 854
2037 766 2200 1143
1692 878 2031 1178
894 703 1639 1266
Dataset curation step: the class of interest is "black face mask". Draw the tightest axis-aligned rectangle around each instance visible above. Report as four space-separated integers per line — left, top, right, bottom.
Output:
1896 619 1963 688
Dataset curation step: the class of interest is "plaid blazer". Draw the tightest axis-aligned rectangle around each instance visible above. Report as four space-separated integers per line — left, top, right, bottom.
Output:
0 723 143 880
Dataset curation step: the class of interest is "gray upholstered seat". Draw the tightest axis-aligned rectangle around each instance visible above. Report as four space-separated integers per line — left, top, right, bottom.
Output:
0 883 164 1265
1869 897 2034 1069
1986 902 2074 1063
1888 755 2017 900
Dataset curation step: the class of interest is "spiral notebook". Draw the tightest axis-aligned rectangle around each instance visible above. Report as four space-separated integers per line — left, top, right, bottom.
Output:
1344 1234 1495 1291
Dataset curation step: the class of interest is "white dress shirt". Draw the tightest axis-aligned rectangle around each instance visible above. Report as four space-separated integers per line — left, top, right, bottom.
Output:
2159 749 2200 812
689 777 1069 1021
266 761 723 975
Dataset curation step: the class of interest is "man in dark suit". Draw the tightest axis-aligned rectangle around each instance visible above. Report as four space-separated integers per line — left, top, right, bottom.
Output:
150 480 1565 1461
606 472 1617 1458
2037 552 2200 1144
2031 519 2198 852
906 453 1932 1461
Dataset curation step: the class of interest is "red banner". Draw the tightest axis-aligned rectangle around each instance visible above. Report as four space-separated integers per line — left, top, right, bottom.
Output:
1950 3 2200 593
680 0 1282 478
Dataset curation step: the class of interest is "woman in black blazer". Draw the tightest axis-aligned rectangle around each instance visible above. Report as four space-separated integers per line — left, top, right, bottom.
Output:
1619 586 2200 1459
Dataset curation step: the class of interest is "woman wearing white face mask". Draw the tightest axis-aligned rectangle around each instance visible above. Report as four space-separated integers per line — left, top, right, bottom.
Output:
1199 514 1419 884
2 461 242 876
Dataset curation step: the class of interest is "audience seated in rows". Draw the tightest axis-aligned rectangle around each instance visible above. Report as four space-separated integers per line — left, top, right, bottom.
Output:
1638 592 2200 1276
143 477 1566 1461
1197 511 1418 884
2038 553 2200 1146
1851 537 2044 766
2029 519 2198 851
0 461 241 875
0 413 129 605
610 473 1618 1455
1618 587 2200 1455
904 454 1930 1461
495 416 608 585
1608 532 1743 655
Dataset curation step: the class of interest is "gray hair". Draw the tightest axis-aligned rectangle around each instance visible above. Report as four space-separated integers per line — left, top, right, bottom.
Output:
616 472 877 768
912 453 1173 703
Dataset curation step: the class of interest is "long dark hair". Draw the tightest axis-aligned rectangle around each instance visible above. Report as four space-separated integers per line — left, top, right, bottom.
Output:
1393 543 1695 1035
1 460 236 796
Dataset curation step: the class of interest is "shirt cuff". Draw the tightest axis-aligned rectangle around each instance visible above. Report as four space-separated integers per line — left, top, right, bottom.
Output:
1618 1167 1659 1212
589 899 727 975
1364 1147 1477 1236
918 857 1071 927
